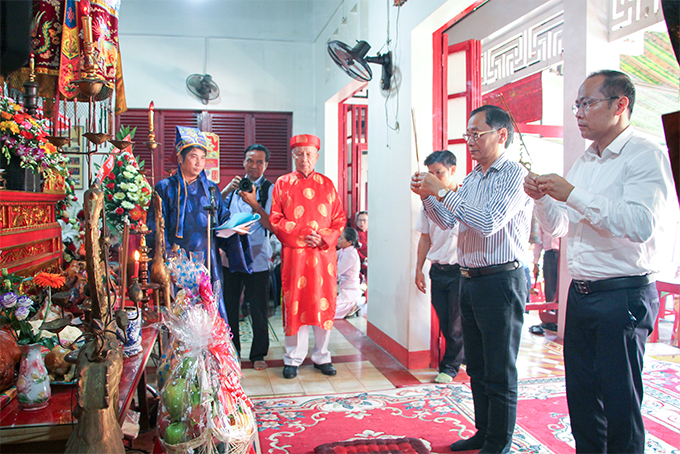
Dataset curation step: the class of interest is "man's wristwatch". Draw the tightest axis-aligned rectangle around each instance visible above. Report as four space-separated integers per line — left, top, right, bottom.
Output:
437 188 451 201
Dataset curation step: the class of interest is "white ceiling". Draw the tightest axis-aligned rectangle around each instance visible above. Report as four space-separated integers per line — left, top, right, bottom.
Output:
118 0 344 43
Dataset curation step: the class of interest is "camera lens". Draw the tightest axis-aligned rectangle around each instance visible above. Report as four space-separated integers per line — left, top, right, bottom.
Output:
239 178 253 192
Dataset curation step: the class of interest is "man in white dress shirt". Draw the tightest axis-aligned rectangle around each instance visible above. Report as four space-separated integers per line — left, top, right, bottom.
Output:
524 70 675 453
415 150 464 384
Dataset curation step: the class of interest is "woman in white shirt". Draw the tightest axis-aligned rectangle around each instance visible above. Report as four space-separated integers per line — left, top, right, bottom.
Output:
335 227 363 319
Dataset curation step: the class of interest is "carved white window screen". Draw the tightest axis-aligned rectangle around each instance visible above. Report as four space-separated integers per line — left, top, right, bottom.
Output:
609 0 664 42
481 10 564 92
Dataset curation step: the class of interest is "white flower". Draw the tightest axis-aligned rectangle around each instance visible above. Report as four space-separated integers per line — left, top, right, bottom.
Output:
121 201 134 210
113 192 125 201
119 182 129 191
125 165 136 173
15 306 30 320
126 183 139 193
122 171 134 179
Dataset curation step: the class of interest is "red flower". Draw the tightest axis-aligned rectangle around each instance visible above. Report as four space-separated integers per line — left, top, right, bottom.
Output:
116 160 123 167
141 186 150 194
107 194 114 201
107 172 116 180
67 243 76 252
13 113 26 123
34 272 66 289
106 183 115 190
19 130 33 139
129 205 146 221
73 196 77 201
115 207 124 215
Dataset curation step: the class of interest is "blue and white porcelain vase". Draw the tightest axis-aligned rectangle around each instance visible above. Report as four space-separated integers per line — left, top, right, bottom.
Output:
118 306 143 357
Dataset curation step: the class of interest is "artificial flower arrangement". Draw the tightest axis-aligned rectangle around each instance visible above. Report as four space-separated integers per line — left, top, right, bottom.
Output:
0 270 64 347
0 95 68 179
99 128 153 235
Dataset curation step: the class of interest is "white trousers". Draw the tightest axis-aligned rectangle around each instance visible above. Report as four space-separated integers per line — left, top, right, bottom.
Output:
283 325 332 366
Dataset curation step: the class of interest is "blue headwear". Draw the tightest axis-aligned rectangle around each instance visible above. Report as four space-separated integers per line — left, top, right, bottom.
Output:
174 126 210 238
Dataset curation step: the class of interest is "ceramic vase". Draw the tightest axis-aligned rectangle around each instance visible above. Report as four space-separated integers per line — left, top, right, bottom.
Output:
16 343 51 411
117 306 143 357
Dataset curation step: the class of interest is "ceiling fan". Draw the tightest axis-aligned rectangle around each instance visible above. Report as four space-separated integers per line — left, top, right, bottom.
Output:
327 40 393 90
186 73 220 104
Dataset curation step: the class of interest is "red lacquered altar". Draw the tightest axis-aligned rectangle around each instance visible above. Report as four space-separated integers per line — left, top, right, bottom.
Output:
0 190 64 275
0 325 158 444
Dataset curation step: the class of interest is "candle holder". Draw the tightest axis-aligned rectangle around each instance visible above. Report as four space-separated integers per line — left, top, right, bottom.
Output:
72 42 105 98
128 277 143 307
132 223 151 284
83 132 111 145
46 136 70 148
23 54 39 117
109 140 134 150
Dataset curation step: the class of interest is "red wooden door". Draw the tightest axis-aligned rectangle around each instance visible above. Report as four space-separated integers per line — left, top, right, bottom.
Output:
338 103 368 222
431 36 482 368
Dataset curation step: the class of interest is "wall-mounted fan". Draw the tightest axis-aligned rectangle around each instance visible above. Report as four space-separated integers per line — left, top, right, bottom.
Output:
186 73 220 104
327 40 393 90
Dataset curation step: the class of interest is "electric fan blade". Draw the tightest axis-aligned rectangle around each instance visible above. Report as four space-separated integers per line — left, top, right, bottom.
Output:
327 40 372 82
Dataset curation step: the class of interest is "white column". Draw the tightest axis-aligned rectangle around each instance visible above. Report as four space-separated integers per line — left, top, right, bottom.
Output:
558 0 619 337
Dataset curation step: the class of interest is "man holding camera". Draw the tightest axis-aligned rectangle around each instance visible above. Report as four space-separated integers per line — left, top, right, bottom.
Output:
221 144 274 370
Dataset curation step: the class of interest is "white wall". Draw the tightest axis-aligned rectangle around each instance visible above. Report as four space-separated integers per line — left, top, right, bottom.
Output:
362 0 472 358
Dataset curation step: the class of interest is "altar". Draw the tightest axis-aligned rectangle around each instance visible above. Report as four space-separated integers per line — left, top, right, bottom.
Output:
0 325 158 445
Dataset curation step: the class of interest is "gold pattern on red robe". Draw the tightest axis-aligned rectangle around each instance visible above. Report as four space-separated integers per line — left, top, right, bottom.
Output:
270 170 346 336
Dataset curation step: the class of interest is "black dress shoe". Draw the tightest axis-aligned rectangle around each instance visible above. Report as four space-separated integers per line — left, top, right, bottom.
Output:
282 365 298 379
450 433 485 451
313 362 337 376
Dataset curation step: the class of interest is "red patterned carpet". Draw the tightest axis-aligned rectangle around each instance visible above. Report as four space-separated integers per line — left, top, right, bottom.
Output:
253 359 680 454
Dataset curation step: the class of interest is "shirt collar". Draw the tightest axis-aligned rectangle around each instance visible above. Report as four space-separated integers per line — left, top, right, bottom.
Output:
585 126 634 160
245 174 265 185
295 170 316 179
473 152 508 175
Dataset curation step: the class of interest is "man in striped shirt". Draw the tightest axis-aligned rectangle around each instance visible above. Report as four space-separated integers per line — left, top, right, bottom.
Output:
411 105 533 454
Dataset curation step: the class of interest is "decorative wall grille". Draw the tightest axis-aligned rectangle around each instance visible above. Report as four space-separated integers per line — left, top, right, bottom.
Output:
481 11 563 92
609 0 664 42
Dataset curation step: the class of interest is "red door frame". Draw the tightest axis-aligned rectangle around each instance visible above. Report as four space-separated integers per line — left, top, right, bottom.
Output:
430 2 486 369
338 102 368 223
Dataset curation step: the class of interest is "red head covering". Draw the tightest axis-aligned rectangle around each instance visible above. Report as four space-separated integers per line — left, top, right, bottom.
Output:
290 134 320 150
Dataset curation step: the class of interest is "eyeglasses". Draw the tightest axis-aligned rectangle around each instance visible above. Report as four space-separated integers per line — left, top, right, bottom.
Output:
571 97 620 115
292 151 317 160
462 129 496 142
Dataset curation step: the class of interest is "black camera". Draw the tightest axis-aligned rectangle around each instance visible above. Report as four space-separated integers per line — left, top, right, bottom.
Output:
238 177 253 192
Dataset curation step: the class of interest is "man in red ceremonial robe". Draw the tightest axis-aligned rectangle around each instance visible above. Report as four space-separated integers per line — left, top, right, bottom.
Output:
270 134 346 379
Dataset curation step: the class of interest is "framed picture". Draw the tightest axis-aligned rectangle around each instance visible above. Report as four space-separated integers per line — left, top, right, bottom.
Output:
63 126 85 189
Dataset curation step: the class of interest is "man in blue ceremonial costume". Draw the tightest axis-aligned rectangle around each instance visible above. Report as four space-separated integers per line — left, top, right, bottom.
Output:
146 126 252 324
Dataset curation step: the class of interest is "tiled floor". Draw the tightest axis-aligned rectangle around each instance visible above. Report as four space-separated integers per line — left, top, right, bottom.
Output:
238 310 576 399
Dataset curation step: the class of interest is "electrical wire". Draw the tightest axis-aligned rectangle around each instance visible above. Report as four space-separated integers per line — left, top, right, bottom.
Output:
384 0 401 132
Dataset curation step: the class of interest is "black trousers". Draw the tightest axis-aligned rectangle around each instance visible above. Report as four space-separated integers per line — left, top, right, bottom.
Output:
429 264 464 376
543 249 559 302
564 281 658 454
459 266 526 452
223 267 271 362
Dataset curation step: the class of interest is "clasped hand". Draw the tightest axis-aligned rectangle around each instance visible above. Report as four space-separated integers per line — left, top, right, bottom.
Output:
305 230 324 248
410 172 445 199
523 172 574 202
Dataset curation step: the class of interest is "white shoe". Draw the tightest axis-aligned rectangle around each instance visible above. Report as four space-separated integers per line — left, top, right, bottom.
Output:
434 372 453 383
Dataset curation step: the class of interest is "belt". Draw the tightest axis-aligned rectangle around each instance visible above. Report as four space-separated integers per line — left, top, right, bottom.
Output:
460 260 520 278
572 274 652 295
432 263 459 271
